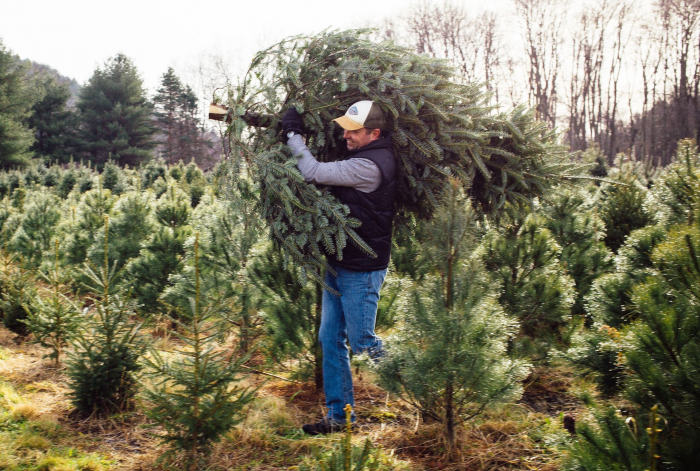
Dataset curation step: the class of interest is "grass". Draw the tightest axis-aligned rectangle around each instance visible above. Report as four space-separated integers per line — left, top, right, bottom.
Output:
0 325 584 470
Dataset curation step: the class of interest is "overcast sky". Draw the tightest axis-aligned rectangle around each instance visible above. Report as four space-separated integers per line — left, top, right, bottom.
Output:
0 0 507 95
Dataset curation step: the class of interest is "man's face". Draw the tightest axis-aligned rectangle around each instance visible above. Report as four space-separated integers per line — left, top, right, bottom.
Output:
343 128 380 150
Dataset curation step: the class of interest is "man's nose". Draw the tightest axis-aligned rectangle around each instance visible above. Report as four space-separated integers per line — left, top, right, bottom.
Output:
343 130 350 139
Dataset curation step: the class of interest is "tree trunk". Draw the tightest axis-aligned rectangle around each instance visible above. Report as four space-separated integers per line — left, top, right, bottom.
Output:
445 382 456 449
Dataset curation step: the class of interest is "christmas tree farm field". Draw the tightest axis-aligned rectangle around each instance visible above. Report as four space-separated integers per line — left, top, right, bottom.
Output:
0 323 585 470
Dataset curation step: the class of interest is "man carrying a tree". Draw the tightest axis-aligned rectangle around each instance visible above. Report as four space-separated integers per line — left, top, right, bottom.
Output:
282 100 397 435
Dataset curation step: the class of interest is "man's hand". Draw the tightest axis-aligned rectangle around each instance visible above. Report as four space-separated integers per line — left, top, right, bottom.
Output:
282 107 304 138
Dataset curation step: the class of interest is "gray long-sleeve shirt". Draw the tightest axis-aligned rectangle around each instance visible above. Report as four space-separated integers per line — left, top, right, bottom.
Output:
287 134 381 193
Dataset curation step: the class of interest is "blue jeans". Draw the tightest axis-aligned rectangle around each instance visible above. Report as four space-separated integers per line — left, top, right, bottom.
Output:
319 265 387 423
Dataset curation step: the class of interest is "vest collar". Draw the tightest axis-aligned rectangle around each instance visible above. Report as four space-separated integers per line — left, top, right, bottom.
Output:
346 134 392 156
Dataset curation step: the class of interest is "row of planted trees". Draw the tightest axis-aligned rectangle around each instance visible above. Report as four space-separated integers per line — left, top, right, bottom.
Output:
1 137 698 468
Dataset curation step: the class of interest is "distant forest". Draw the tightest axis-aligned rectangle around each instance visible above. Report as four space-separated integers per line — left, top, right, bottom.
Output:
0 43 219 171
379 0 700 167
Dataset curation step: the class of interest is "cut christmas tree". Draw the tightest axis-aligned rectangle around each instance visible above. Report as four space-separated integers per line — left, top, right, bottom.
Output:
215 29 582 282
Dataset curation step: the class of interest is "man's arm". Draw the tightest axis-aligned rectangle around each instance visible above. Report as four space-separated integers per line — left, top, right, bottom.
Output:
287 134 381 193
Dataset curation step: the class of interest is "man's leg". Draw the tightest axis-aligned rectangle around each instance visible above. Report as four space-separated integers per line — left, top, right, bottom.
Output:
318 268 353 424
340 268 387 360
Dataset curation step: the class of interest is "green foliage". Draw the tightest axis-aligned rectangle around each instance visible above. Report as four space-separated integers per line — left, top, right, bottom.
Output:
567 325 625 396
0 171 21 198
140 159 168 188
191 178 263 353
142 235 254 469
9 189 62 268
580 144 608 178
0 251 35 337
155 180 191 229
127 225 187 315
26 74 79 163
598 173 652 253
184 160 204 185
126 182 192 315
298 407 394 471
0 40 34 168
24 241 82 366
619 225 700 467
182 161 207 208
154 68 210 166
563 406 649 471
390 217 431 280
42 164 62 188
63 186 115 265
585 224 666 328
101 161 128 195
225 29 580 283
250 244 323 387
376 182 529 446
479 207 575 357
541 187 613 315
87 190 154 272
647 139 700 227
56 166 78 198
67 218 143 415
77 54 156 166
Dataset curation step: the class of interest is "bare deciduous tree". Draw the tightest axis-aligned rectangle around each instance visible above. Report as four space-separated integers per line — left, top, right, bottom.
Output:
514 0 568 128
389 1 509 106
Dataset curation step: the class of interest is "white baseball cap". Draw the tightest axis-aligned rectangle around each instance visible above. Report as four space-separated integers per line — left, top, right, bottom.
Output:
333 100 386 131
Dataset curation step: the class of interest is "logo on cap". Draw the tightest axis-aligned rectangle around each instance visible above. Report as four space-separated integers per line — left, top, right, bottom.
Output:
348 106 359 116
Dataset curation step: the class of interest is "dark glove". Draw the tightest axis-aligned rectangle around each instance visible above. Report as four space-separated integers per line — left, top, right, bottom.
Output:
282 107 304 137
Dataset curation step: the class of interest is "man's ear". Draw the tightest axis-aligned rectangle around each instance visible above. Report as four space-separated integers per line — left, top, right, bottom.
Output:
370 128 381 140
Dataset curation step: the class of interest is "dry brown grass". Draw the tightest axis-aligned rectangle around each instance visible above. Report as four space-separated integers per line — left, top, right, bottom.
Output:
0 325 583 470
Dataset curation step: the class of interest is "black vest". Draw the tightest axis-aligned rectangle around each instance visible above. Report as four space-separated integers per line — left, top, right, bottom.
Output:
329 136 397 271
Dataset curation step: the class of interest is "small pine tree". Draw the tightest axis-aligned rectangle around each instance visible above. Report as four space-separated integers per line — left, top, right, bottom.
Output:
563 406 651 471
621 224 700 467
101 161 128 195
67 216 144 415
155 180 191 230
598 172 652 253
9 189 62 268
646 139 700 227
479 206 575 358
250 244 323 388
42 164 62 188
86 189 155 272
566 325 625 396
376 180 529 448
142 234 254 470
584 224 666 328
0 250 36 337
24 240 82 366
57 166 78 198
63 186 115 266
127 225 188 315
541 187 613 316
193 177 263 353
140 159 168 189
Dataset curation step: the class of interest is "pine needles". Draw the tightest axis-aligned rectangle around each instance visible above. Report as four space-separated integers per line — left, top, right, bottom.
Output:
224 29 583 281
